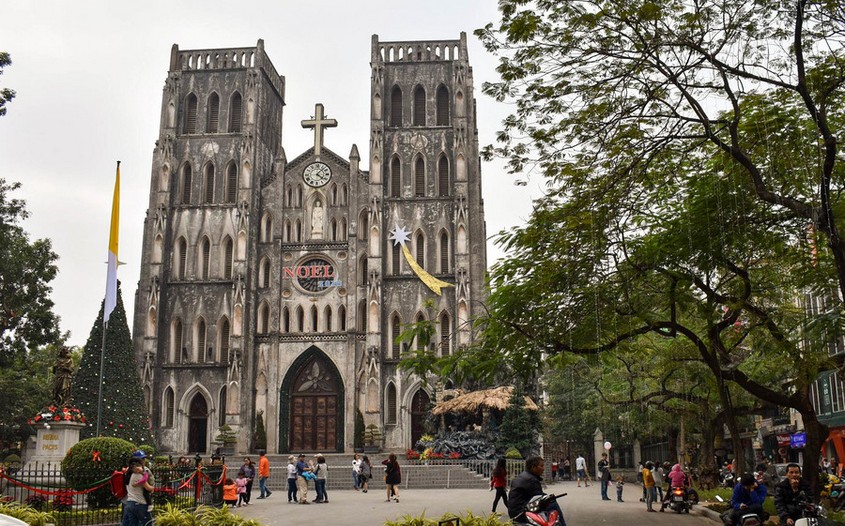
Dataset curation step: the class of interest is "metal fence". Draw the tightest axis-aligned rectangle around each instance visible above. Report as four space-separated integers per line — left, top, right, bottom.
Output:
0 462 227 526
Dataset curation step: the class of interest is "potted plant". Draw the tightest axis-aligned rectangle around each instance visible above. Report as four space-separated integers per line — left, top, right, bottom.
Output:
211 425 238 456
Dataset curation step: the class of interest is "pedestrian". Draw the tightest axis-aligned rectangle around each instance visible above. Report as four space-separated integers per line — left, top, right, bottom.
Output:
286 455 298 503
296 453 312 504
352 453 362 490
643 461 657 512
238 457 255 505
360 455 372 493
551 459 558 482
507 456 567 526
652 460 664 503
312 455 328 503
257 450 272 499
636 462 645 502
491 458 509 513
235 471 248 507
121 456 154 526
562 457 572 481
575 453 588 487
616 475 625 502
382 453 401 502
598 452 611 501
223 478 238 507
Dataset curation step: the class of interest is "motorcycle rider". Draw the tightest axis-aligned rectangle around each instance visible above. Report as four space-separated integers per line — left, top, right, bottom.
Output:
774 463 813 526
508 456 566 526
660 463 689 511
728 473 769 525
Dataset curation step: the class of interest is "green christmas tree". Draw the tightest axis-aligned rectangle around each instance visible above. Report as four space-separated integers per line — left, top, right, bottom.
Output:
497 384 538 458
72 281 153 444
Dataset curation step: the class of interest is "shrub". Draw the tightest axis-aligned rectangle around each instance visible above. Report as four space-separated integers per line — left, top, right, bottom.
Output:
154 503 262 526
4 453 21 467
504 447 523 459
0 502 56 526
24 494 47 510
384 511 511 526
61 436 136 509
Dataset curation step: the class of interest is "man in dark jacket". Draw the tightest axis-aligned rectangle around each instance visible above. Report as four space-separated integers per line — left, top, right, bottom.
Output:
508 456 566 525
774 463 813 526
729 473 769 525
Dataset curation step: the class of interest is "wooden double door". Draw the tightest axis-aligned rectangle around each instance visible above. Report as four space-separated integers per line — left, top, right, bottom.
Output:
288 356 340 452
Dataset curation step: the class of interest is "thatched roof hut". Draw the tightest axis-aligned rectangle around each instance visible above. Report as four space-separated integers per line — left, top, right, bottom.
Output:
431 386 539 415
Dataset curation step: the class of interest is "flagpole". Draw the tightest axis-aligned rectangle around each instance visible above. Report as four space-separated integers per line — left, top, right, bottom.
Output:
97 160 120 437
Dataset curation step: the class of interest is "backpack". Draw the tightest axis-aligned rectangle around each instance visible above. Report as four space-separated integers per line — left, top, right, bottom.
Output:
110 470 128 500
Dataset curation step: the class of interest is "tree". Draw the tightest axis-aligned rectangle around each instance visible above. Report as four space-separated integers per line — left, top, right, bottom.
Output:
0 52 15 116
471 0 845 493
477 0 845 300
72 282 153 444
0 179 61 366
497 383 538 458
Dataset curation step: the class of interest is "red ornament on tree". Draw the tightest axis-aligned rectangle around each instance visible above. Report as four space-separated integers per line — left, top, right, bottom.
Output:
118 424 124 429
91 450 101 462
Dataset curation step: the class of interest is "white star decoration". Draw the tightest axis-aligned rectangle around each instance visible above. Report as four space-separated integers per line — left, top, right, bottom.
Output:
389 224 411 246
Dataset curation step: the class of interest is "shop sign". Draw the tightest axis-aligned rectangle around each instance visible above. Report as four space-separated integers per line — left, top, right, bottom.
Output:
790 432 807 449
776 433 791 446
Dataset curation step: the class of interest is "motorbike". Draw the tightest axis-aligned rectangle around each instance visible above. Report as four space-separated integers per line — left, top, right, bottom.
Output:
720 469 736 488
667 486 693 514
794 497 829 526
513 493 566 526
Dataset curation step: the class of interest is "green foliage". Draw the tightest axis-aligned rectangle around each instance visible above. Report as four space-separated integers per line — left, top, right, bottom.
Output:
154 503 261 526
0 52 15 116
61 436 135 509
212 425 238 446
0 179 60 366
384 512 510 526
0 502 55 526
71 283 153 443
252 410 266 451
504 447 523 459
497 385 537 458
0 343 59 446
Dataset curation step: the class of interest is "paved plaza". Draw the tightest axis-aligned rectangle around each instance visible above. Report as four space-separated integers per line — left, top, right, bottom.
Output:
235 479 718 525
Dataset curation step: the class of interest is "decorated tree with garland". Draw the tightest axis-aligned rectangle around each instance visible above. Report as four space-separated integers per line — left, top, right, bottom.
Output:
72 282 153 444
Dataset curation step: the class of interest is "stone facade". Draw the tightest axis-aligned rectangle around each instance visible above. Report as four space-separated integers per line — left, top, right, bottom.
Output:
132 34 487 455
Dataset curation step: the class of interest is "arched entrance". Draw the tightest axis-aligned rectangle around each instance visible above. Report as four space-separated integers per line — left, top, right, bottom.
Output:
410 389 430 447
188 393 208 453
279 347 344 452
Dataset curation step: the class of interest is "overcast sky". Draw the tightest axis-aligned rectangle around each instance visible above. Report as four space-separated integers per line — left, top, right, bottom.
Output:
0 1 543 347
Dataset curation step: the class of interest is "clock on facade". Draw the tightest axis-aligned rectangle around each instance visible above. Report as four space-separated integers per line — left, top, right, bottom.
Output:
303 162 332 187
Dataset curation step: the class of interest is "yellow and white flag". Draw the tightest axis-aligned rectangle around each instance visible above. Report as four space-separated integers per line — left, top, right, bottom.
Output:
103 162 120 323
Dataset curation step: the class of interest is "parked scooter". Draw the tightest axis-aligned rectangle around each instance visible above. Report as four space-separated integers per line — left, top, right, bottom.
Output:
720 469 736 488
794 496 829 526
513 493 566 526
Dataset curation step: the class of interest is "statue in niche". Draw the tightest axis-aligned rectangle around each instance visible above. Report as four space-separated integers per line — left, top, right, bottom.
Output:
311 200 325 238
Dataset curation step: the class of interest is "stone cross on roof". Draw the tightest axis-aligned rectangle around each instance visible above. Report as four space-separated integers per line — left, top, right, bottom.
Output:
301 103 337 158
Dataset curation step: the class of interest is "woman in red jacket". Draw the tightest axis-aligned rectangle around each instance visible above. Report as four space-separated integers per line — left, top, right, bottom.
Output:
491 458 509 513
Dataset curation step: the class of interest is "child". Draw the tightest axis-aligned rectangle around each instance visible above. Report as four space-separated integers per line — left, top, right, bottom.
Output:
616 475 624 502
128 460 153 512
236 472 248 507
223 478 238 507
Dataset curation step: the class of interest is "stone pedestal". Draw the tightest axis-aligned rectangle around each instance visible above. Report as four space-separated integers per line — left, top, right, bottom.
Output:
24 421 84 469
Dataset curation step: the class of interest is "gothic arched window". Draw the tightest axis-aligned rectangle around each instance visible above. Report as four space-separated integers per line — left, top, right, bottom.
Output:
199 236 210 279
226 163 237 203
338 305 346 331
386 383 397 424
163 387 175 427
218 317 230 363
203 163 215 204
170 319 183 363
180 163 192 205
229 91 243 132
440 312 451 356
195 318 207 363
413 85 426 126
414 156 425 197
390 85 403 127
415 231 425 269
390 156 401 198
392 243 401 276
206 92 220 133
223 236 234 279
436 85 450 125
391 314 401 359
175 237 187 279
438 155 450 197
183 93 198 134
440 231 450 274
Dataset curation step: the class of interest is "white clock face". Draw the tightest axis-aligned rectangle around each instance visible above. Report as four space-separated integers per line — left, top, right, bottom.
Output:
303 162 332 187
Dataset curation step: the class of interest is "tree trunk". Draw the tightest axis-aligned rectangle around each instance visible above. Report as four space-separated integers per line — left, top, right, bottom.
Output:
798 391 829 501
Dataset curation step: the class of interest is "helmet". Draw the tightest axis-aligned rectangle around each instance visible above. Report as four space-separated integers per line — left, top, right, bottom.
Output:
131 449 147 459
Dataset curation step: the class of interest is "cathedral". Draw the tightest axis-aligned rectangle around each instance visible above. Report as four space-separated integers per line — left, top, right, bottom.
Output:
131 34 488 455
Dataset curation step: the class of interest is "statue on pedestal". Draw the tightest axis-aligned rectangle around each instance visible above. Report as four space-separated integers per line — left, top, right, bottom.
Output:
52 346 74 406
